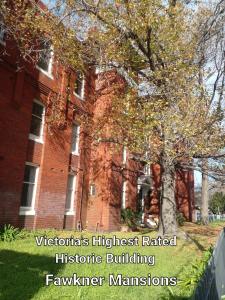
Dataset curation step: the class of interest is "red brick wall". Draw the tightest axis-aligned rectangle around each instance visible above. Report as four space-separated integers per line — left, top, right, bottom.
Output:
85 70 141 232
175 169 194 221
0 39 94 230
149 164 194 221
0 37 195 232
0 62 31 228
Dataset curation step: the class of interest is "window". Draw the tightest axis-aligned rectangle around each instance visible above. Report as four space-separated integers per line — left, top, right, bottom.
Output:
37 40 53 77
122 146 127 165
90 184 96 196
20 163 39 215
65 174 76 214
0 21 6 44
29 100 45 143
121 180 127 209
144 164 151 176
71 124 80 155
74 72 84 99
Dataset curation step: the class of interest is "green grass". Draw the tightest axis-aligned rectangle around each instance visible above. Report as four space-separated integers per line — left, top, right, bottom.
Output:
0 224 222 300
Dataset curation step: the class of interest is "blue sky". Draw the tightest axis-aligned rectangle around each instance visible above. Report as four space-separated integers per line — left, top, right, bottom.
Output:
41 0 214 190
194 171 202 187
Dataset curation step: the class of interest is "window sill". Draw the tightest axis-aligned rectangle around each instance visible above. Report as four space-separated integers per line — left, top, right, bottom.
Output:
71 151 79 156
36 66 54 80
19 208 35 216
29 134 44 144
65 211 75 216
73 92 85 101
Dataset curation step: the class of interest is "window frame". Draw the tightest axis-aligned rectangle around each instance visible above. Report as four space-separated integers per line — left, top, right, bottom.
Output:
71 123 80 155
73 72 85 100
90 183 96 197
121 179 127 209
65 174 77 215
122 146 127 165
36 42 54 79
29 99 45 144
144 164 151 176
19 162 39 216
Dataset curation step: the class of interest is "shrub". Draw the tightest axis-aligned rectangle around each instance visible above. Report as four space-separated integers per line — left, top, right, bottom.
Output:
209 192 225 214
179 245 213 288
176 211 185 226
0 224 20 242
18 229 33 239
121 208 141 228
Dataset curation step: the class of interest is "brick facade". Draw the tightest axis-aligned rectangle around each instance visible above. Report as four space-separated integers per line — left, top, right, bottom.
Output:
0 29 194 232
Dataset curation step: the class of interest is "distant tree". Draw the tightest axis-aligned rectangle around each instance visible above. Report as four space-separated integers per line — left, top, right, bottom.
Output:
209 192 225 214
196 0 225 225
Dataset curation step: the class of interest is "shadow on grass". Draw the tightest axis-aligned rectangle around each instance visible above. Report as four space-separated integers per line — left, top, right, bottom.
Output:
186 234 206 252
0 250 63 300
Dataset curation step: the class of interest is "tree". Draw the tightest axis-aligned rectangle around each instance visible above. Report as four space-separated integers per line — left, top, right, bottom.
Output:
209 192 225 214
1 0 224 236
73 0 224 235
201 159 209 224
195 0 225 224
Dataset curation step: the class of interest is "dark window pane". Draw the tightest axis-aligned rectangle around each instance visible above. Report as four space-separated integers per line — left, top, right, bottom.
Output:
30 115 42 136
68 175 74 190
65 190 72 210
21 183 34 207
32 102 43 118
37 41 51 72
74 72 83 96
37 56 49 71
66 175 75 210
71 125 78 152
24 165 36 183
90 184 96 196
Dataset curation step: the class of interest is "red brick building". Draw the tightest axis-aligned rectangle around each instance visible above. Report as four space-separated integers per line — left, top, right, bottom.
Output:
0 22 194 232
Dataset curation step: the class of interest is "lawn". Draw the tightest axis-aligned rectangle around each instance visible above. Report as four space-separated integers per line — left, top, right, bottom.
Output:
0 222 224 300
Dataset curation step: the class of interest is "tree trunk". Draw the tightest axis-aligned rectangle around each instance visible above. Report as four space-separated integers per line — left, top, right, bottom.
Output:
158 160 178 236
201 158 209 225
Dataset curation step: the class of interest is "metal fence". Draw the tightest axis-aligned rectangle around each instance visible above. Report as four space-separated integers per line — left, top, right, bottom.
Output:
192 228 225 300
196 212 225 222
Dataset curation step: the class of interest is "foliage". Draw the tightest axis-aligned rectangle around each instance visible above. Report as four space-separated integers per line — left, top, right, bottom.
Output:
0 224 20 242
79 0 224 235
176 212 185 226
1 0 224 235
179 245 214 289
209 192 225 214
0 0 84 69
1 1 224 160
121 208 140 228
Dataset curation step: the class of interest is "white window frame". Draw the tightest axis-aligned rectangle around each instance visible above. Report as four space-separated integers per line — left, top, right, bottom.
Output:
90 183 96 196
71 124 80 155
19 162 39 216
0 21 6 45
122 146 127 165
29 99 45 144
65 174 77 215
36 44 54 80
144 164 151 176
121 180 127 209
73 72 85 100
